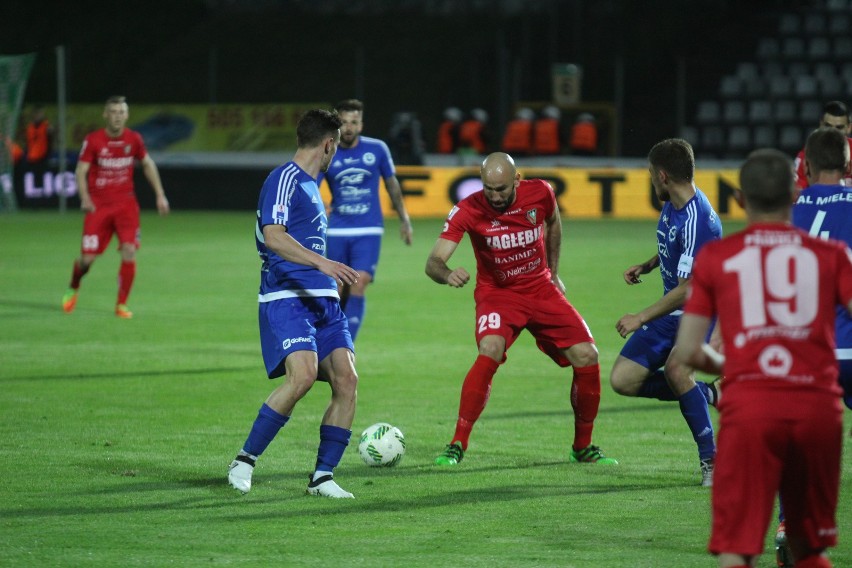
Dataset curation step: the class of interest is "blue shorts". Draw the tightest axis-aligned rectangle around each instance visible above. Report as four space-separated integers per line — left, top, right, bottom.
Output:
258 296 354 379
618 313 680 371
327 234 382 279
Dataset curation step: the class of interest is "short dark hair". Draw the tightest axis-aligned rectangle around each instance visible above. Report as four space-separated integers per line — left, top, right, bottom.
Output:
106 95 127 106
334 99 364 114
648 138 694 183
739 149 795 213
805 126 851 174
296 109 342 148
823 100 849 120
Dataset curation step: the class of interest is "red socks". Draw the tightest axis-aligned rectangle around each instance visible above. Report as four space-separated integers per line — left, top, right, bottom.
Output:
69 259 90 289
451 355 500 450
117 260 136 305
571 364 601 451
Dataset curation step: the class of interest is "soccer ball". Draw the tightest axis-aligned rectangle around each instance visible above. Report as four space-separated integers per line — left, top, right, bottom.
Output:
358 423 406 467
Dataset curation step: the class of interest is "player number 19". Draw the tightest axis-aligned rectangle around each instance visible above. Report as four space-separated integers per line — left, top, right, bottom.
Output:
723 245 818 328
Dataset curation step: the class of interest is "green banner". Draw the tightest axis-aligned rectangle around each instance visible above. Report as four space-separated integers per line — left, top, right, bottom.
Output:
0 53 36 212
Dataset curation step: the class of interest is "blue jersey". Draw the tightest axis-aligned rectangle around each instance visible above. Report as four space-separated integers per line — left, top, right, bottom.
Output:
656 188 722 298
255 162 338 301
320 136 395 235
792 183 852 351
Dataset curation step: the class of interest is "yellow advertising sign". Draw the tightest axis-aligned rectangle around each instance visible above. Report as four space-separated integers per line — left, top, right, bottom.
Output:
331 166 745 220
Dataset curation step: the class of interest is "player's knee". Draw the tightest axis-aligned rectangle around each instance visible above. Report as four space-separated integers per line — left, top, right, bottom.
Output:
330 368 358 400
609 365 637 396
567 342 598 367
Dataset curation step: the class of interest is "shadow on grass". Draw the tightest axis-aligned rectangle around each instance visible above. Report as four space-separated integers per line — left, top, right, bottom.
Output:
2 365 257 381
0 458 689 520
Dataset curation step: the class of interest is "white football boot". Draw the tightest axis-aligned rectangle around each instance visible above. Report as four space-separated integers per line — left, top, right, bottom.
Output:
227 457 254 494
306 474 354 499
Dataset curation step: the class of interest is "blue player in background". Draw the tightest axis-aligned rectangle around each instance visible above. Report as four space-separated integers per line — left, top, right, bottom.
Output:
771 126 852 567
319 99 413 341
610 138 723 487
228 109 362 499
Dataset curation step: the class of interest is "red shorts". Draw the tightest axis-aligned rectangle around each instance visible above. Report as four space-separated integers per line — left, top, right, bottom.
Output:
709 387 842 557
81 201 141 255
473 281 594 366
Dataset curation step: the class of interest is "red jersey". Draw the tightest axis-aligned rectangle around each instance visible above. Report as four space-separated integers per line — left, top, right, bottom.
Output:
78 128 148 207
685 223 852 401
440 179 556 291
793 136 852 189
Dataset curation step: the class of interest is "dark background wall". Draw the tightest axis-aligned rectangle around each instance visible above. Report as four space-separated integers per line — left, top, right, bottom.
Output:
2 0 803 157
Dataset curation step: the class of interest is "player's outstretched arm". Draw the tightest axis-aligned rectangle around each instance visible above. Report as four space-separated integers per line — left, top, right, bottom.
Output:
615 276 689 338
425 237 469 287
263 224 359 287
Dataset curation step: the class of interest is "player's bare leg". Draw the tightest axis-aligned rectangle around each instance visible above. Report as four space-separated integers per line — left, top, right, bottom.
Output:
63 253 96 313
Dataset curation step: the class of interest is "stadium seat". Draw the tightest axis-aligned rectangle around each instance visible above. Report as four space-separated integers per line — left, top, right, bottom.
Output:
727 126 751 155
787 61 810 78
828 13 849 36
701 126 724 154
757 38 780 59
680 125 699 145
753 125 776 148
769 76 793 98
804 14 827 35
736 62 759 80
779 125 803 152
774 100 797 124
696 101 721 124
794 76 818 99
782 37 806 59
719 76 743 99
723 101 746 124
835 37 852 58
841 62 852 81
800 100 822 126
778 13 801 35
808 37 831 60
748 100 773 124
819 75 844 99
814 62 837 80
763 61 784 77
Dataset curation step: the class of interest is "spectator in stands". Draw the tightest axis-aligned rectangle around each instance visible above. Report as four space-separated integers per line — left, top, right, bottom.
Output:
458 108 489 155
436 107 463 154
793 100 852 189
387 111 425 165
569 112 598 156
533 105 563 155
25 106 54 178
501 107 534 156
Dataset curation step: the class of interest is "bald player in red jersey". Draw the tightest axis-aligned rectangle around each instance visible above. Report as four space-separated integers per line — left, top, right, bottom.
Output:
62 96 169 318
426 152 617 466
675 149 852 568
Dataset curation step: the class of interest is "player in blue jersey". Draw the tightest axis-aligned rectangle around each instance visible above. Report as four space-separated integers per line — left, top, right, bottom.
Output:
770 126 852 567
318 99 413 341
610 138 723 486
227 109 362 499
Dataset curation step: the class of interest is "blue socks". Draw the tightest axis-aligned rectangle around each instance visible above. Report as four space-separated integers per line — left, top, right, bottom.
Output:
678 385 715 460
344 295 365 341
242 403 289 457
315 425 351 473
636 369 678 401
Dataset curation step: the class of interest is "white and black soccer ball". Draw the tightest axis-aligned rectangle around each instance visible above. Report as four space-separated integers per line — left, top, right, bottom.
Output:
358 423 406 467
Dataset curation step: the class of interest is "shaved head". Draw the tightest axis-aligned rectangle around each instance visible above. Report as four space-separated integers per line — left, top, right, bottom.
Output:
480 152 520 212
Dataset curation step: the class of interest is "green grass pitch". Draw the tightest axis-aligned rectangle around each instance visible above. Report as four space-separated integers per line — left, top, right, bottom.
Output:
0 211 849 567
